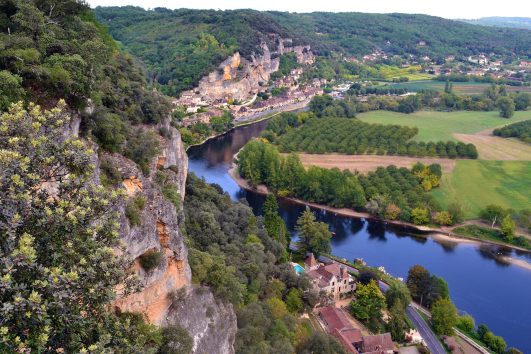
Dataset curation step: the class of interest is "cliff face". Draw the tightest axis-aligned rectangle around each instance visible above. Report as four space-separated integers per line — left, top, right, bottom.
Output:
197 38 314 101
105 122 236 353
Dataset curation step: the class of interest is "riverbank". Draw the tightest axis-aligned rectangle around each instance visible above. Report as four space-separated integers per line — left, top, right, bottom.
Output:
185 101 310 150
229 164 531 261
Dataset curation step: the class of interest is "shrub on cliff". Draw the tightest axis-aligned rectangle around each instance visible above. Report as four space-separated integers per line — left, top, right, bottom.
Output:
0 102 156 352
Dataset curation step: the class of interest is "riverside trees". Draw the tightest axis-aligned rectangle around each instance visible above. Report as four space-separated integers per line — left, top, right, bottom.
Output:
237 140 443 224
295 208 332 257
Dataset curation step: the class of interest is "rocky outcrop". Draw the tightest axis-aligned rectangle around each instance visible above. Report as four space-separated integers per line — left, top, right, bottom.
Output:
105 123 236 353
197 38 314 102
109 143 191 324
164 286 237 354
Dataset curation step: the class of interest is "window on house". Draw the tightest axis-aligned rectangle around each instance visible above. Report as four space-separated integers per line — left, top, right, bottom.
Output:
339 287 341 291
344 280 346 284
332 282 334 286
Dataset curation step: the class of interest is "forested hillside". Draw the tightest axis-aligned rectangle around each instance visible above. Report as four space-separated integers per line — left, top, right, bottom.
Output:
95 7 531 96
461 17 531 30
0 0 173 169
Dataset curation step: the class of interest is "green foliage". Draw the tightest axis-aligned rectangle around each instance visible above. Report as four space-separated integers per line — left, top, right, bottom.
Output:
184 174 339 353
385 282 412 310
238 141 440 221
126 195 146 227
497 96 515 118
92 112 127 152
124 130 160 175
433 211 453 226
309 95 357 118
297 331 348 354
99 157 123 187
263 194 289 250
388 300 410 342
513 93 531 111
275 117 477 158
350 280 386 322
493 119 531 143
500 215 516 241
285 288 304 313
0 0 170 129
96 7 531 96
0 70 25 110
453 225 530 250
456 314 475 333
406 265 449 308
295 208 332 257
271 52 299 79
158 325 193 354
139 249 164 272
480 204 509 227
0 102 151 352
431 298 458 336
210 111 234 133
410 207 430 225
94 7 292 96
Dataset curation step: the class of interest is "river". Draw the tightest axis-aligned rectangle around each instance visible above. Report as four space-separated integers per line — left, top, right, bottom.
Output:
187 120 531 352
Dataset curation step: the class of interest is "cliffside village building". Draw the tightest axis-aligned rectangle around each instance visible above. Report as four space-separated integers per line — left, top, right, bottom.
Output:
304 253 356 300
319 306 397 354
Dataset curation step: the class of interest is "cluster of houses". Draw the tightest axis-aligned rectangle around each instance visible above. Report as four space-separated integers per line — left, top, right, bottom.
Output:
319 306 397 354
173 65 326 127
298 254 398 354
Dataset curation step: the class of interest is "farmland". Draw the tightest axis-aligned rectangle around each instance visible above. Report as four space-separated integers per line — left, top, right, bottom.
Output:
431 160 531 219
382 80 531 95
292 153 457 174
357 110 531 141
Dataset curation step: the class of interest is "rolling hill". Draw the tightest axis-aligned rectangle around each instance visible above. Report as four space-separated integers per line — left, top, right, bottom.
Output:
95 7 531 96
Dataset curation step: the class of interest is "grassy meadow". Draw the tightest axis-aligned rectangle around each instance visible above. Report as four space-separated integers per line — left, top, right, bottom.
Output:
382 80 531 95
430 160 531 219
357 110 531 141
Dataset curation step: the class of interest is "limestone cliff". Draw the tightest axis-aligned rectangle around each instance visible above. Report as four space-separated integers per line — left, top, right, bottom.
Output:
105 121 236 353
197 38 314 102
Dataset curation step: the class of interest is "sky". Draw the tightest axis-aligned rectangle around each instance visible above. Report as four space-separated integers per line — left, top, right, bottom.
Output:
86 0 531 19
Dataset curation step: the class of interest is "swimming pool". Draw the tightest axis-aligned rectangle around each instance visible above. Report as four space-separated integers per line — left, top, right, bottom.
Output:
293 263 305 274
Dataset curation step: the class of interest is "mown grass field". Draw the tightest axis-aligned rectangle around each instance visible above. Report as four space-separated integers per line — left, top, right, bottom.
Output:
357 110 531 141
431 160 531 219
369 65 434 82
383 80 531 95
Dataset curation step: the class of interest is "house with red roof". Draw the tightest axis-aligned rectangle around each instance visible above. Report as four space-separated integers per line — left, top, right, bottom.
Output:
319 306 397 354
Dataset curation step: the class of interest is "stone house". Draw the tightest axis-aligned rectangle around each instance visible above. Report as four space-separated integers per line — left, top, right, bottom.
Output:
304 253 356 300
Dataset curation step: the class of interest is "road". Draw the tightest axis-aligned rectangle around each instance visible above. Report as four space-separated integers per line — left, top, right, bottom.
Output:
406 306 447 354
317 254 446 354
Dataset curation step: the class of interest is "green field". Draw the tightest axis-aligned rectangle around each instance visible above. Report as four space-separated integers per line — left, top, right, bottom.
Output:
431 160 531 219
382 80 531 95
357 110 531 141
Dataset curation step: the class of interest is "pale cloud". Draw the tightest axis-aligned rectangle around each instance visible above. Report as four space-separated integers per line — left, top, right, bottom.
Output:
87 0 531 19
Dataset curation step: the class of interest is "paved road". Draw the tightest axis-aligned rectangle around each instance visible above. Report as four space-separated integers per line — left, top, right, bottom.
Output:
406 306 446 354
317 254 445 354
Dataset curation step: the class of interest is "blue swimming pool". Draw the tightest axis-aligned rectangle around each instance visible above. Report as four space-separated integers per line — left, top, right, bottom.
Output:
293 263 305 274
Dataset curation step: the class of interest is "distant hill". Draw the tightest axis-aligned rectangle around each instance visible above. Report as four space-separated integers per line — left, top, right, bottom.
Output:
460 17 531 30
95 7 531 96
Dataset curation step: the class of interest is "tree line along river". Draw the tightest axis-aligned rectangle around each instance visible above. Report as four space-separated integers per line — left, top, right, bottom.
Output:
187 119 531 353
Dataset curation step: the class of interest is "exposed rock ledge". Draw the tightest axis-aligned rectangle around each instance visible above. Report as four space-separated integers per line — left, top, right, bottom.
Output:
95 120 236 353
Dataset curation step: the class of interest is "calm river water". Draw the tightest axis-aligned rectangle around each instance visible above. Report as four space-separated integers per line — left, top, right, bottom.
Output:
187 120 531 352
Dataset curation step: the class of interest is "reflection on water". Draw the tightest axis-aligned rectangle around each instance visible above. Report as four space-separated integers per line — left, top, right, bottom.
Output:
187 120 531 353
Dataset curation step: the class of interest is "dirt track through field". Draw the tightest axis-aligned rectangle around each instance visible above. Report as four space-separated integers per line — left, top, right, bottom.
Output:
453 133 531 160
291 154 457 173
